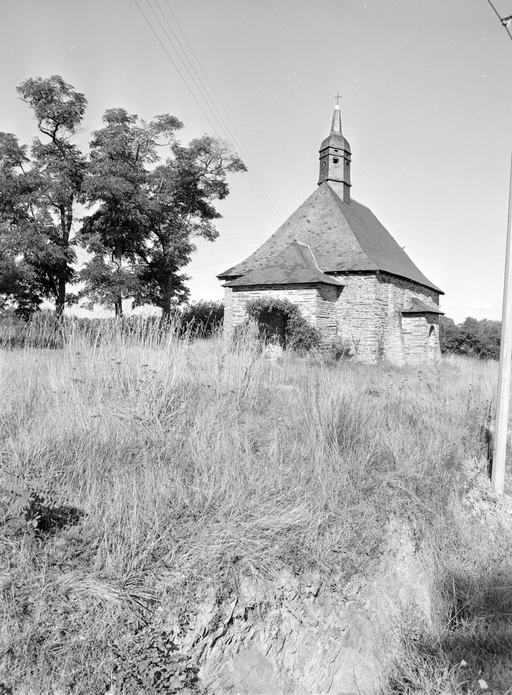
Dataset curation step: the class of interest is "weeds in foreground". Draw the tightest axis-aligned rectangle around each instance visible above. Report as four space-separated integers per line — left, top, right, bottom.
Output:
0 306 223 352
390 574 512 694
0 331 502 692
388 454 512 695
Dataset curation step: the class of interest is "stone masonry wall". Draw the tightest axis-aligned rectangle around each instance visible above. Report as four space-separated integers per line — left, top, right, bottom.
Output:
332 274 386 361
316 284 340 344
330 272 441 363
223 286 235 337
377 274 441 364
224 284 338 344
427 320 441 361
224 274 442 364
402 316 441 365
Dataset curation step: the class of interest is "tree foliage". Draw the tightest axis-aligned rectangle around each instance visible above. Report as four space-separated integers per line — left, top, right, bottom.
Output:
0 76 246 319
439 316 501 359
180 300 224 337
0 133 43 316
140 136 246 318
78 109 183 315
17 76 87 316
79 111 246 317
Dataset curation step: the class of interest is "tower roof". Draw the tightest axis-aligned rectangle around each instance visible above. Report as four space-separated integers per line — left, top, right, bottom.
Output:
319 105 351 153
218 182 443 294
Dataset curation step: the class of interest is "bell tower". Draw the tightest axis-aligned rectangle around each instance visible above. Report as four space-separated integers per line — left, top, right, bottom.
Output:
318 100 351 204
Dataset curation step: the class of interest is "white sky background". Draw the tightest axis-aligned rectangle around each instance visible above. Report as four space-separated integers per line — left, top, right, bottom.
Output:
1 0 512 322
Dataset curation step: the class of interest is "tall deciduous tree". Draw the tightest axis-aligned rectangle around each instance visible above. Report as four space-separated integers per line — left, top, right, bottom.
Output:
140 135 246 318
0 133 36 314
80 111 246 318
79 109 183 316
0 132 60 317
1 77 246 318
18 76 87 315
0 76 87 317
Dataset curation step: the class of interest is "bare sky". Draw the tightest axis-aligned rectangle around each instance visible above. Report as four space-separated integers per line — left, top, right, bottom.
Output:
2 0 512 321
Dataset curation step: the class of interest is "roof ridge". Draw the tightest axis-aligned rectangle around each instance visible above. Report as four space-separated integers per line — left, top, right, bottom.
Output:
295 240 323 273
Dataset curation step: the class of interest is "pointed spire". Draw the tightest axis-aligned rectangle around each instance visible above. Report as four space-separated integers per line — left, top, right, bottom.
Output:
318 104 352 204
331 104 342 135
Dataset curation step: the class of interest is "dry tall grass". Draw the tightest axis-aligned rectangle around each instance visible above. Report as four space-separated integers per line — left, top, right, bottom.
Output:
0 324 508 693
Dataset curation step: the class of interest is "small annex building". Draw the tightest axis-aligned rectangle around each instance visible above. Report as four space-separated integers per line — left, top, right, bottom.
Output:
218 105 444 363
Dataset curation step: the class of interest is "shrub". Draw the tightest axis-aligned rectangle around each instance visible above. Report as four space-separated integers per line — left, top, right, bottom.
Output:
328 337 353 361
244 296 321 353
0 312 65 349
113 626 202 694
180 300 224 338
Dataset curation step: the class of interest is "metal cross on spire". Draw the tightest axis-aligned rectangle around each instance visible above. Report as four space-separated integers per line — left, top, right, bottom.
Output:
333 93 342 106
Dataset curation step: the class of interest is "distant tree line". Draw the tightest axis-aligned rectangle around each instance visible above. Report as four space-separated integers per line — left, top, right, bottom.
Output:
0 75 246 320
439 316 501 360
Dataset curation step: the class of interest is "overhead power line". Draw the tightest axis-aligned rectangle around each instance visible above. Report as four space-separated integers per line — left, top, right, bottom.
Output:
485 0 512 41
160 0 285 220
151 0 285 223
133 0 221 138
133 0 284 227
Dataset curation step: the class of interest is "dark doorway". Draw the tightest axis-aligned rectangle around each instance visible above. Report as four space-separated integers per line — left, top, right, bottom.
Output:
258 308 287 348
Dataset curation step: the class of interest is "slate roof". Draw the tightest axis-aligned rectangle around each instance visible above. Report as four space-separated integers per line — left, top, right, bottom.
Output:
402 297 444 314
224 241 344 288
320 105 351 153
320 132 351 154
218 182 443 295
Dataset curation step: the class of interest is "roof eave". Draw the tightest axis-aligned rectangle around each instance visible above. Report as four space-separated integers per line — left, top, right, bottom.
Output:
377 270 444 296
224 277 344 288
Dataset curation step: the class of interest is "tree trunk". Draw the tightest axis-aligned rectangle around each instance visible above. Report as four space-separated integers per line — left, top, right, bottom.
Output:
114 240 123 318
55 277 66 319
161 272 173 322
114 295 123 318
55 206 70 320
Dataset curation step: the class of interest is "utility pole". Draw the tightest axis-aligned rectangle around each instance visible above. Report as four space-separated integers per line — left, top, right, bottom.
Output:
493 153 512 495
484 0 512 494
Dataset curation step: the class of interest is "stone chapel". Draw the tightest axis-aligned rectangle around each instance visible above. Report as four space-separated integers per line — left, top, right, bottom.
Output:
218 105 444 363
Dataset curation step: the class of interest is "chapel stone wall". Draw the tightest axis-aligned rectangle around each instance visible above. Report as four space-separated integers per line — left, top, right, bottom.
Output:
224 284 319 338
224 274 442 364
376 273 441 364
315 284 340 344
330 272 441 363
224 283 339 346
402 315 441 364
332 274 387 361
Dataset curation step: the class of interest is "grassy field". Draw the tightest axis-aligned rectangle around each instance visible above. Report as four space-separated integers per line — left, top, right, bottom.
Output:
1 321 511 693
